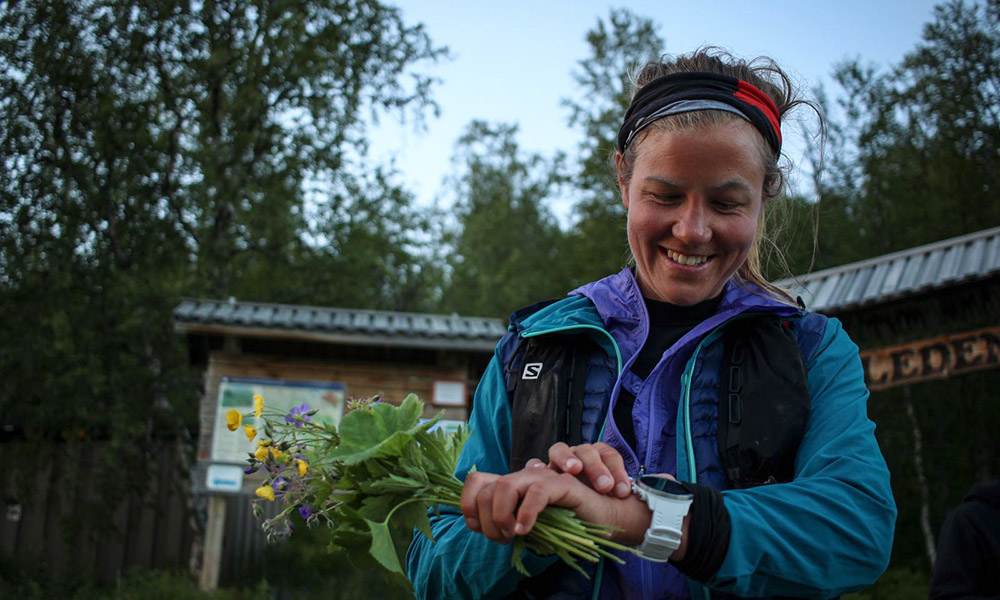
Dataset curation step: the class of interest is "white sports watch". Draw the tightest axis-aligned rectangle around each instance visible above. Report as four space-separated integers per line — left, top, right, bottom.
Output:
631 475 694 562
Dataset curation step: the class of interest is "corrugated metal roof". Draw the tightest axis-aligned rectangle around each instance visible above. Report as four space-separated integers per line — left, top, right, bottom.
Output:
173 299 507 352
777 226 1000 313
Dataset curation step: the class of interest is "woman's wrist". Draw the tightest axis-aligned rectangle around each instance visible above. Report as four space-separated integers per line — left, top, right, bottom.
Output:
608 489 691 560
609 493 653 545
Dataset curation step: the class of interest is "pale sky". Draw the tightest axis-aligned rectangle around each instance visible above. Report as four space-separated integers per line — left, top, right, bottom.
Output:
369 1 943 221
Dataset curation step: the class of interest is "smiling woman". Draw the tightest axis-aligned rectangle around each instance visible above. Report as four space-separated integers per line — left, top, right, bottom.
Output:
406 47 896 600
618 122 764 306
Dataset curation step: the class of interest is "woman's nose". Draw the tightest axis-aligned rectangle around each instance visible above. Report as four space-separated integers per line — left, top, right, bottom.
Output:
672 201 711 244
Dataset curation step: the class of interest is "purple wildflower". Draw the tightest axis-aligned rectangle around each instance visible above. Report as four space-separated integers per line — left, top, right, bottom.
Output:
298 505 313 520
285 403 312 428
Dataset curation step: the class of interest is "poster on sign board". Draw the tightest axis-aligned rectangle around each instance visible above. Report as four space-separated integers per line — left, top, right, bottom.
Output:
210 376 346 464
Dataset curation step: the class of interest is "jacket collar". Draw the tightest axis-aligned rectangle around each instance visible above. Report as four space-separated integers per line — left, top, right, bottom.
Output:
571 268 801 362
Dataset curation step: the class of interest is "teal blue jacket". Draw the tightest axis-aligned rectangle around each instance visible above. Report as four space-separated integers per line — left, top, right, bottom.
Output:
407 271 896 599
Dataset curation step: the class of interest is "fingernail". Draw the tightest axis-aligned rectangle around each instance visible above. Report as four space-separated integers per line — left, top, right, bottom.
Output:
615 482 631 496
514 523 525 535
597 475 613 490
565 458 582 470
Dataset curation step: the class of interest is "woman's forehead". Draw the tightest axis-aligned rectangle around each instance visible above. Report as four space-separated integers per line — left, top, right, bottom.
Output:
632 120 769 172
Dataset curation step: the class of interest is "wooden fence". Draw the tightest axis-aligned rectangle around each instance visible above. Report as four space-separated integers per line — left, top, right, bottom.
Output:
0 440 197 582
0 439 282 586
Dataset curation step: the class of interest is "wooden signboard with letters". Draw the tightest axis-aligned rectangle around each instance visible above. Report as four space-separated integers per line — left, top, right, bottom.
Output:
860 326 1000 391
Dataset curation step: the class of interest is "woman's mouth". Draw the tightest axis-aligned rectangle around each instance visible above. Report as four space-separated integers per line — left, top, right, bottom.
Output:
666 249 710 266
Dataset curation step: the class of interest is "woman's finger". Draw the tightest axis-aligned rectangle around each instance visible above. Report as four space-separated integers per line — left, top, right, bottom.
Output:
515 471 614 535
476 479 507 543
574 443 616 493
595 443 632 498
547 442 631 497
491 475 522 539
459 471 497 533
547 442 582 474
515 480 555 535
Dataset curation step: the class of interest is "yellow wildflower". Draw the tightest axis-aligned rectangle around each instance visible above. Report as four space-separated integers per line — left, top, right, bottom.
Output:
297 459 308 477
253 394 264 418
270 447 284 459
243 425 257 442
254 446 269 462
225 409 242 431
258 438 271 447
255 485 275 501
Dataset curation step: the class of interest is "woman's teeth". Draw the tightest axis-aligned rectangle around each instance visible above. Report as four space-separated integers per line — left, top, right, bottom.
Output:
667 250 708 266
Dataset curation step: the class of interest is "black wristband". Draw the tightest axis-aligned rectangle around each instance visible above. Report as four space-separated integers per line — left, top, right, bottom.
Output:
670 482 731 582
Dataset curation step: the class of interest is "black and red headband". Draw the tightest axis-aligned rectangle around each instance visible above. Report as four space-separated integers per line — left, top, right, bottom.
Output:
617 72 782 156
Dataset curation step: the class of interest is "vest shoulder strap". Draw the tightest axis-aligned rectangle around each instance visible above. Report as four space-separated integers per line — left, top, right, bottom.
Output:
504 332 594 472
718 316 811 488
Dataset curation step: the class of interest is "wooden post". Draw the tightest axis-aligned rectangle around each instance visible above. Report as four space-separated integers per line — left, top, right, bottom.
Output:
199 494 227 590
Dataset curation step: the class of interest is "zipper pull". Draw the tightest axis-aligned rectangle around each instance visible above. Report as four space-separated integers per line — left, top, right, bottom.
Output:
638 464 646 476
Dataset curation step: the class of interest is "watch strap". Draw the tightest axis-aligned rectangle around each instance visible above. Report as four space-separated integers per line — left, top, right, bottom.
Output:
635 492 692 562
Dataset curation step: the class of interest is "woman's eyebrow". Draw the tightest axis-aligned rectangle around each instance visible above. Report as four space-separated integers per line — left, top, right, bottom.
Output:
643 175 683 187
710 179 754 194
643 176 753 193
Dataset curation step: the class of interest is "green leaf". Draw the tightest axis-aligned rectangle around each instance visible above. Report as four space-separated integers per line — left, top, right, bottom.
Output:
366 519 404 575
329 395 426 465
391 501 432 541
511 536 530 576
357 493 396 522
328 525 371 555
364 473 426 496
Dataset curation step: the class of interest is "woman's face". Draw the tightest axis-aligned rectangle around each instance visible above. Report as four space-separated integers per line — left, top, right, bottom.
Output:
618 121 765 306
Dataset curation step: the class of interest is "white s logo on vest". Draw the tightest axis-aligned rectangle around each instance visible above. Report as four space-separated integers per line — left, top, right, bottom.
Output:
522 363 543 379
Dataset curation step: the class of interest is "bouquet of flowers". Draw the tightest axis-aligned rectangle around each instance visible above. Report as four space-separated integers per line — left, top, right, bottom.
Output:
227 393 632 589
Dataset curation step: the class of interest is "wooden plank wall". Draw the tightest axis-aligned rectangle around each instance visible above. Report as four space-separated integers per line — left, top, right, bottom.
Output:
0 441 195 582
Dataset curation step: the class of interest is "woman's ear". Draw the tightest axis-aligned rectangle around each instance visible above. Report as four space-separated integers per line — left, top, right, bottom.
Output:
615 152 630 210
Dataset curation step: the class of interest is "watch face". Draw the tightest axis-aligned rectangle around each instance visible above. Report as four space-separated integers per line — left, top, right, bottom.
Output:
638 476 692 498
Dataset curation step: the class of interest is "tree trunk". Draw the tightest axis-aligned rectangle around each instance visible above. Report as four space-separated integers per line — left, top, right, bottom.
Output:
903 385 936 567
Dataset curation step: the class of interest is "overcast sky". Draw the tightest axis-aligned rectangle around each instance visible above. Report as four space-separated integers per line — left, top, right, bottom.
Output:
369 1 943 221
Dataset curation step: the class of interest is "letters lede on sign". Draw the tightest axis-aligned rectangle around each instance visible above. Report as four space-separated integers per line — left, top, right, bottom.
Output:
860 326 1000 391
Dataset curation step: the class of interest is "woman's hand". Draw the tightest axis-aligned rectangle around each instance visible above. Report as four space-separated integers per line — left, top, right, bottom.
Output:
547 442 633 498
459 462 650 546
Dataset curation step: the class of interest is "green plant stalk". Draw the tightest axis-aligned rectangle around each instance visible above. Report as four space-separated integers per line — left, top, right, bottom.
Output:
383 476 634 574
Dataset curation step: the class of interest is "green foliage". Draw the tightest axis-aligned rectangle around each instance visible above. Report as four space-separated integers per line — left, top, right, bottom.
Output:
245 395 469 591
560 9 664 286
441 120 568 318
0 0 445 544
328 395 427 465
812 0 1000 266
